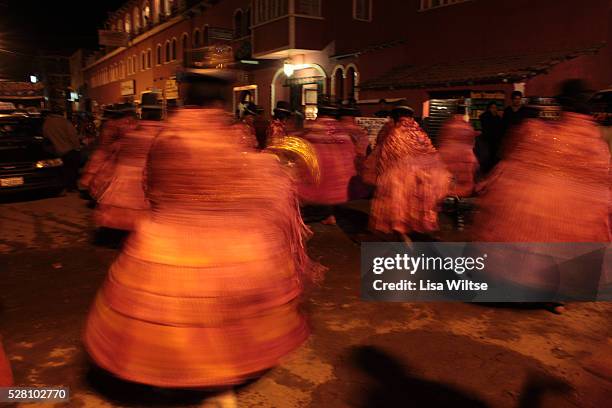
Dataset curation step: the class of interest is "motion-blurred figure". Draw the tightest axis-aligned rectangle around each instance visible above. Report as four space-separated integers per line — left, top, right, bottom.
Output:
477 101 504 174
339 105 373 200
503 91 528 133
361 110 392 186
42 105 81 191
84 67 313 391
82 105 137 200
369 100 450 242
472 79 610 313
298 102 357 225
94 98 164 231
438 104 478 198
267 101 293 147
237 102 259 149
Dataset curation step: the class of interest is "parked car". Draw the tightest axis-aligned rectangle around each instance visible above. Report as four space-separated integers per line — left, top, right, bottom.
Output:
0 110 64 195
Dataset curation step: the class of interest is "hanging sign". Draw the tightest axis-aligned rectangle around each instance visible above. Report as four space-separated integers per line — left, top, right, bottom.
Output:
120 80 135 96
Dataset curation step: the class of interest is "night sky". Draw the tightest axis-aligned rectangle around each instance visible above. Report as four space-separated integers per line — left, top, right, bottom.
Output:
0 0 125 79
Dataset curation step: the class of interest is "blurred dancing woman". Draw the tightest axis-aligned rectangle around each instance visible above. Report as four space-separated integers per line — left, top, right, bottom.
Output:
84 68 314 397
267 101 293 147
237 102 259 149
80 105 137 196
438 104 478 198
298 102 357 225
472 79 610 313
94 100 164 231
339 105 373 200
370 100 451 242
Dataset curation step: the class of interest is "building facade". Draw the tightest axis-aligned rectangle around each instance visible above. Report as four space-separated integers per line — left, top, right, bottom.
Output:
82 0 611 122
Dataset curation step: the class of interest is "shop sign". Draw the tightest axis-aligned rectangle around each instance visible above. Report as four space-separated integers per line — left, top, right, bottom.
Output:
470 91 505 100
120 80 135 96
355 117 389 147
164 77 179 100
284 76 324 87
98 30 129 47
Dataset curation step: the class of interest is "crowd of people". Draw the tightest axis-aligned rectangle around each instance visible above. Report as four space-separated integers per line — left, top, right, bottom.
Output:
0 73 609 402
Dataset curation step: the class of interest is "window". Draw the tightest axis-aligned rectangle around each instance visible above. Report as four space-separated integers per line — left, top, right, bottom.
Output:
420 0 471 11
353 0 371 21
346 66 357 101
193 29 201 47
142 1 151 26
153 0 160 22
234 9 243 38
164 0 174 16
120 61 124 79
133 55 138 72
202 26 209 46
296 0 321 16
141 52 146 70
117 19 123 32
165 41 170 62
133 7 140 32
125 14 131 32
253 0 289 25
333 68 344 102
244 8 251 35
171 38 177 60
147 49 152 68
181 33 189 59
156 44 162 65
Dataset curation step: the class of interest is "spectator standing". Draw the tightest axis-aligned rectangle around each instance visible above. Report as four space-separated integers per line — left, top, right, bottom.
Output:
477 101 504 173
42 106 81 191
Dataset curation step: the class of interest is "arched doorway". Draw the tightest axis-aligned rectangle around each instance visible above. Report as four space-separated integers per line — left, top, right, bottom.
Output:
270 64 327 117
334 68 344 104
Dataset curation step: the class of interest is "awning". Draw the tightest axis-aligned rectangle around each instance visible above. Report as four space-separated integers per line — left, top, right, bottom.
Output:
361 44 605 90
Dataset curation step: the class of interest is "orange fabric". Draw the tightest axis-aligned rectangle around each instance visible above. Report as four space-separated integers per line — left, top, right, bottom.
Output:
84 108 310 388
438 115 478 197
94 120 164 230
80 117 137 190
370 117 450 234
474 114 610 242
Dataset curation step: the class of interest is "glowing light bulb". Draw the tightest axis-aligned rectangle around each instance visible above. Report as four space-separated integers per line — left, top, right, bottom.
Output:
283 63 294 77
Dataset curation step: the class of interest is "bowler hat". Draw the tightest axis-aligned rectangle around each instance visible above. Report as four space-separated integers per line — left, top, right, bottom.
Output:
390 99 414 115
317 97 340 117
243 102 258 116
274 101 293 116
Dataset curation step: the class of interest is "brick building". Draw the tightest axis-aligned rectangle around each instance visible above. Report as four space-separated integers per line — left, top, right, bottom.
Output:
82 0 611 125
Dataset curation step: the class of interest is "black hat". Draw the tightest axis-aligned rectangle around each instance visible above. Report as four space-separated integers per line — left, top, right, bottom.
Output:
317 97 340 117
556 79 593 114
176 68 237 84
176 68 237 106
243 102 258 116
390 99 414 115
274 100 293 115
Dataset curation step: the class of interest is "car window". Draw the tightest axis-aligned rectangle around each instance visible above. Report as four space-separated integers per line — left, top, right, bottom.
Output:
0 118 43 138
